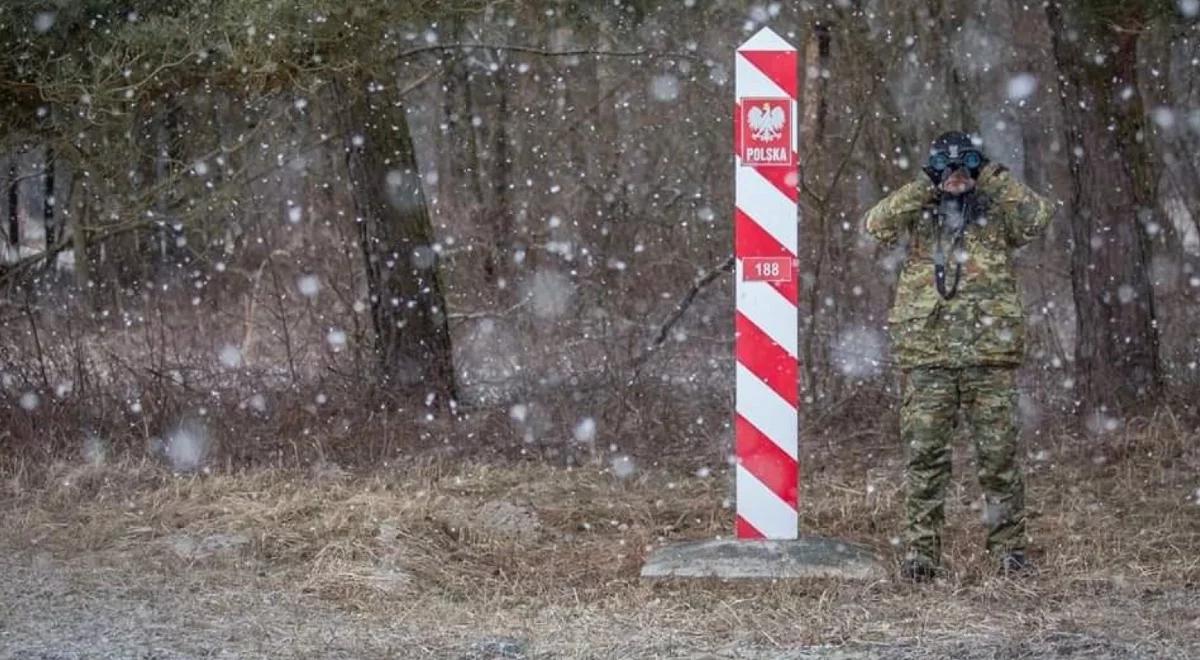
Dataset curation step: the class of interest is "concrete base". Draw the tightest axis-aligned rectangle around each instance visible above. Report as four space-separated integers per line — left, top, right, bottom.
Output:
640 537 885 580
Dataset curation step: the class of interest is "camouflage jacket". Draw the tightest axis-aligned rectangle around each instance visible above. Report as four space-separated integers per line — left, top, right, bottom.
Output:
863 163 1056 370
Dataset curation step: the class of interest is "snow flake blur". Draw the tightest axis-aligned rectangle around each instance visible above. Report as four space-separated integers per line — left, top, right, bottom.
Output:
297 274 321 297
649 74 680 102
1006 73 1037 101
218 345 243 369
164 419 210 473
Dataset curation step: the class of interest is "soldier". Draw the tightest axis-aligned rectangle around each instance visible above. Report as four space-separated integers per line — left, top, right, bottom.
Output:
863 131 1056 581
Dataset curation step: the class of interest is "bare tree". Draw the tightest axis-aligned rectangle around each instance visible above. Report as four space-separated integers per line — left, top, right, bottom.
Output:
1046 0 1162 413
337 83 457 399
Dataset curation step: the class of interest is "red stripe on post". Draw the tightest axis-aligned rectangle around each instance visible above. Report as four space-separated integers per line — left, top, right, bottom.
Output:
735 515 766 540
735 312 798 403
738 50 798 99
736 414 799 508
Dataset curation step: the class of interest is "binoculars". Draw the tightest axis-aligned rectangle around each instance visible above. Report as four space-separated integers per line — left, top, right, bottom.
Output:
928 149 984 174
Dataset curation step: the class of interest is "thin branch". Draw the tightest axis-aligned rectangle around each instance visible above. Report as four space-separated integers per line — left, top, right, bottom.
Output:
648 255 735 353
397 70 437 96
826 112 869 203
399 43 703 62
447 294 531 322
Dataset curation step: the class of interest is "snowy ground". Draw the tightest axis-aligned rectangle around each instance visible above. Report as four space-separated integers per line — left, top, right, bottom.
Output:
2 432 1198 659
5 547 1191 660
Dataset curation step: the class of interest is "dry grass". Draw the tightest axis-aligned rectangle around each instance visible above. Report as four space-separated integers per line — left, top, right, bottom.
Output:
2 411 1199 657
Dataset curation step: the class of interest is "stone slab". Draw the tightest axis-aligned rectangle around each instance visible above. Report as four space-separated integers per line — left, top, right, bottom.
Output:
640 537 885 580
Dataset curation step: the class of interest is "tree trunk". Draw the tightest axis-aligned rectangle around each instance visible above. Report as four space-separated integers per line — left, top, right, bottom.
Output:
71 189 91 292
148 99 184 269
43 146 55 250
489 63 514 279
6 159 17 260
1046 1 1161 414
800 21 832 404
337 83 457 400
438 18 496 281
926 0 973 128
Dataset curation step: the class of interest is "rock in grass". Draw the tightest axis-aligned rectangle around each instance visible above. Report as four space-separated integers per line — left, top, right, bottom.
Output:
166 532 250 561
474 500 542 538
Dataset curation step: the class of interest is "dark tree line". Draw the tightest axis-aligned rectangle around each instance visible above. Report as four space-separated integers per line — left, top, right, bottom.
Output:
1 0 1198 450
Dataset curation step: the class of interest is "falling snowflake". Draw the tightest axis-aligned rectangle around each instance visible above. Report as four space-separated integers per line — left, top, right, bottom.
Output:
218 344 243 368
1152 107 1176 130
33 12 56 33
524 270 575 319
297 274 320 298
326 328 347 350
509 404 529 423
18 392 39 411
611 455 636 479
1006 73 1037 101
649 74 680 102
573 417 597 444
164 419 209 472
831 327 885 378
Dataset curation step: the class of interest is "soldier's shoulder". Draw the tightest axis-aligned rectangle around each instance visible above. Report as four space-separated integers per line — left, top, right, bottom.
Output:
980 162 1012 184
978 163 1021 197
894 177 937 204
903 176 937 192
869 178 925 211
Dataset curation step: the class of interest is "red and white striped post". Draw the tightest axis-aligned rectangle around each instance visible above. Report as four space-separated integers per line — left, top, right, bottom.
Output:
733 28 799 540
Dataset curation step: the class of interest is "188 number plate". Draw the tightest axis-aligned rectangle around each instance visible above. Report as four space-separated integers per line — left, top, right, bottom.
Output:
742 257 793 283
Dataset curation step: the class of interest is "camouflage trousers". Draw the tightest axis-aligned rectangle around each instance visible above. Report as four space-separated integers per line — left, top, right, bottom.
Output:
901 366 1026 564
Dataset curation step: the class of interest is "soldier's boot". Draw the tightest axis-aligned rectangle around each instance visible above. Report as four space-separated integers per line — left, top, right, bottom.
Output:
900 555 939 583
997 550 1034 576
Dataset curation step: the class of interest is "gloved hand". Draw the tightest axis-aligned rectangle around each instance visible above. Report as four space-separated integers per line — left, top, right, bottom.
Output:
939 168 976 196
922 164 942 189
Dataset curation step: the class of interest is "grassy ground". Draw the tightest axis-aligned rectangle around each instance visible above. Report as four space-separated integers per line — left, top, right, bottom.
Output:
1 413 1199 658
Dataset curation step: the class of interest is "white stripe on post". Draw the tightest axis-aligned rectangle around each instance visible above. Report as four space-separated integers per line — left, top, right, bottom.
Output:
735 165 798 249
734 265 799 358
735 363 799 460
736 464 799 540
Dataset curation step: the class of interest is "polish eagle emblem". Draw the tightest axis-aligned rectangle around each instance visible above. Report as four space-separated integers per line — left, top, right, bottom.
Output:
747 102 786 142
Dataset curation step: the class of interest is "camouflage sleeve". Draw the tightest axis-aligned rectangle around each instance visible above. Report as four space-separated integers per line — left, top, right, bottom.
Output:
983 168 1057 248
863 179 936 246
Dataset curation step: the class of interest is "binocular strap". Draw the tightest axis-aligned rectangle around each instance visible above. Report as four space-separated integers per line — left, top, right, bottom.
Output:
932 196 970 300
934 259 962 300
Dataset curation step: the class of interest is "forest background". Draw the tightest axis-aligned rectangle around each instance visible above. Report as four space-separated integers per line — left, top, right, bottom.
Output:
2 0 1199 472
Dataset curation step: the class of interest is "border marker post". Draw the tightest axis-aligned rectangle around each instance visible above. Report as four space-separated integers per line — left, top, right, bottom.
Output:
733 27 800 540
640 27 882 580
